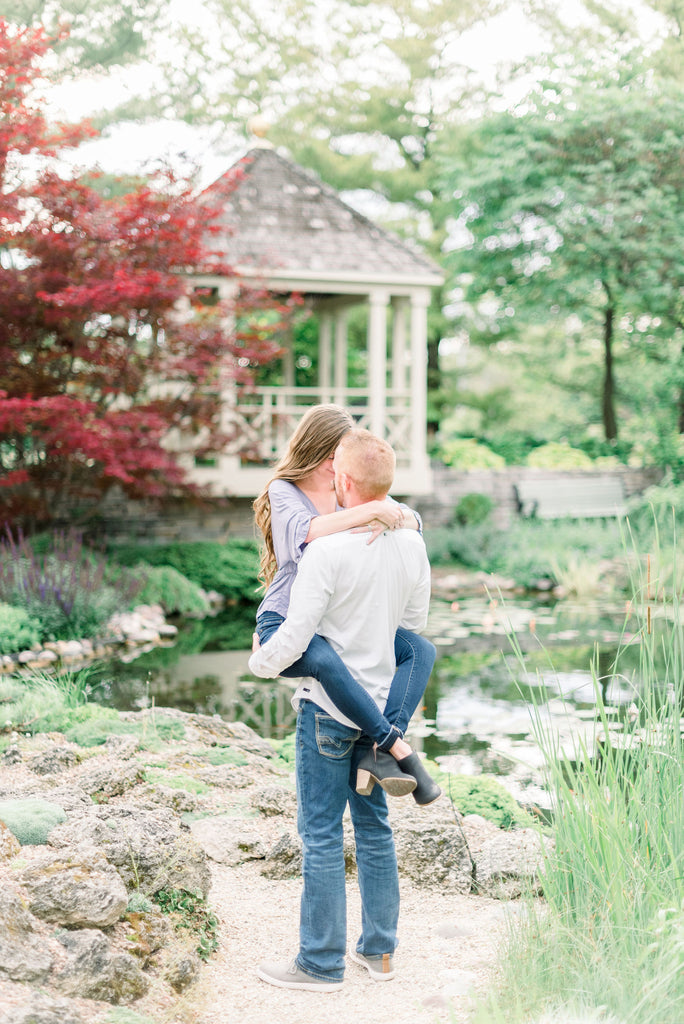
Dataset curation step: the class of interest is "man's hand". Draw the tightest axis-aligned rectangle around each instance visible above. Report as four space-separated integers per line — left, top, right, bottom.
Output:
252 632 261 653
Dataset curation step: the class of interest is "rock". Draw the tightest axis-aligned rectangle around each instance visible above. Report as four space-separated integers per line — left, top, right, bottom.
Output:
165 951 202 992
0 821 21 861
262 831 303 879
124 907 172 966
474 828 552 898
190 817 267 865
28 746 81 776
2 746 22 766
394 821 474 894
0 988 85 1024
143 784 199 813
55 928 149 1004
0 886 53 983
19 846 128 928
250 784 296 816
48 804 211 898
72 759 145 800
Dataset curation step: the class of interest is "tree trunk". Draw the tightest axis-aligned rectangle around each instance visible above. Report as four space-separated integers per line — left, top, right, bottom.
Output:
602 304 618 441
679 339 684 434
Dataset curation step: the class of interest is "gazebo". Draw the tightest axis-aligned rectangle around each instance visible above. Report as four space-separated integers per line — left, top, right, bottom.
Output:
189 144 443 496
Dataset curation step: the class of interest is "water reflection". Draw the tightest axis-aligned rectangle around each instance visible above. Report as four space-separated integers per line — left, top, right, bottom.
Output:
90 592 648 811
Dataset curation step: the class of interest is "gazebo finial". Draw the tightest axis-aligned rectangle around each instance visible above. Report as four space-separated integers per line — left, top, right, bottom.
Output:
247 115 273 148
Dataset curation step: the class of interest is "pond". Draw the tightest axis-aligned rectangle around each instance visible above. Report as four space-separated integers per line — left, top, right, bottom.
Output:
89 588 650 812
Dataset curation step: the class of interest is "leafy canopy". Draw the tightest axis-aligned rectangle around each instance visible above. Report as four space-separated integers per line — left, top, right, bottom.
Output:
0 20 296 527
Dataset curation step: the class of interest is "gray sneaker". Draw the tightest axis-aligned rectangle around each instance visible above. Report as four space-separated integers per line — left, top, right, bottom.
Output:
349 949 395 981
257 958 343 991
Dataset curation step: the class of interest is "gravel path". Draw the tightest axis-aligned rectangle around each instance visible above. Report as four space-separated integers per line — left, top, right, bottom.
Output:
183 858 513 1024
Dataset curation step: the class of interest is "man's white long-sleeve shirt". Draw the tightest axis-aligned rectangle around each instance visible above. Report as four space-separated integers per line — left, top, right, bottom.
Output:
248 528 431 727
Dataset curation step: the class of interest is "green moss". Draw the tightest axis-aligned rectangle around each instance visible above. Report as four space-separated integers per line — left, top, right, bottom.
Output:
269 733 296 765
64 713 140 747
443 774 535 830
104 1009 158 1024
146 771 210 794
0 798 67 845
201 747 248 767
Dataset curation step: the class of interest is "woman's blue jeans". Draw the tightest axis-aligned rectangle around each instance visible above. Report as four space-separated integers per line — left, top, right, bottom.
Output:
255 611 436 750
295 700 399 979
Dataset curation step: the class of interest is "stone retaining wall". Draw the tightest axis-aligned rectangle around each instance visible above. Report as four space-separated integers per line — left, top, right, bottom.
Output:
89 465 664 544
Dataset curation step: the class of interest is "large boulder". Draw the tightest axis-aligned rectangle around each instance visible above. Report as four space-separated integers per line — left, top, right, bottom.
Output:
55 928 149 1004
19 846 128 928
49 804 211 898
0 886 53 984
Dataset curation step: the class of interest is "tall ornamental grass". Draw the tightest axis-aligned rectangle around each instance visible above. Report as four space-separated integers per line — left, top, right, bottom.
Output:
475 529 683 1024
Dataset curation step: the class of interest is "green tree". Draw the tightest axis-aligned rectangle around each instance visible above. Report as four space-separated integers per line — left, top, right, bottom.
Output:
0 0 166 71
443 77 684 455
70 0 505 434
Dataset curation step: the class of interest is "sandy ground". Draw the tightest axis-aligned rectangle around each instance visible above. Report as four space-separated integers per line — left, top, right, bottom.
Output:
182 859 515 1024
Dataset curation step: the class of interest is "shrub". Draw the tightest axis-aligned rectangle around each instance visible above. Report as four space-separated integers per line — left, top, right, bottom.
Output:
453 492 494 526
132 563 211 616
444 774 535 830
424 522 508 570
625 480 684 542
524 442 594 469
437 438 506 469
0 603 41 654
0 798 66 845
0 528 142 642
109 539 260 605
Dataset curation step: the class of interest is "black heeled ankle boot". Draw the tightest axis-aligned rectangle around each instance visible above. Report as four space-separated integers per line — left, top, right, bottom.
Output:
356 748 417 797
396 752 441 805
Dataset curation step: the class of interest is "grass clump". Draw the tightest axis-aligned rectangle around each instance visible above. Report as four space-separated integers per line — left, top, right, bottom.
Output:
0 797 66 845
476 531 684 1024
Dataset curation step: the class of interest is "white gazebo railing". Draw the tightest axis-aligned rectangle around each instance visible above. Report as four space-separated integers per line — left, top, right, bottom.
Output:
222 386 413 467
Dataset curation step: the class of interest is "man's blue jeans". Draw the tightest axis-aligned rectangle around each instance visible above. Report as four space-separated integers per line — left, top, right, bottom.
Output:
255 612 436 749
295 699 399 980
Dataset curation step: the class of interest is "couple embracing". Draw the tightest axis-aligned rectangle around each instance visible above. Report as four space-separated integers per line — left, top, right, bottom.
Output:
248 404 440 991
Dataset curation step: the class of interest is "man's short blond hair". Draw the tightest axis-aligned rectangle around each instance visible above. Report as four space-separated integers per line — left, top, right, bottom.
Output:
336 429 396 500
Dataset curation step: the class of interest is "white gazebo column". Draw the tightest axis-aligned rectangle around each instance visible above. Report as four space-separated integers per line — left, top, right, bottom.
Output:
282 344 295 388
367 288 389 437
318 310 333 403
409 289 430 474
390 296 409 392
333 308 348 398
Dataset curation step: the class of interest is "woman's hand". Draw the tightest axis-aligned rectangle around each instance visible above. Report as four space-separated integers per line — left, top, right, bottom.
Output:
350 502 405 544
367 501 404 531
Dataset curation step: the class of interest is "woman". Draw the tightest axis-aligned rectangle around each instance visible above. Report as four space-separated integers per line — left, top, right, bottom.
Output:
253 404 440 804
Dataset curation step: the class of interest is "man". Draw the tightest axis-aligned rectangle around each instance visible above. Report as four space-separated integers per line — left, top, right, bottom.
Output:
248 429 433 992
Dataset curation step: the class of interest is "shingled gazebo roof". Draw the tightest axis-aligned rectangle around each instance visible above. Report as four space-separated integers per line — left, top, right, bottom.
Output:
208 146 442 287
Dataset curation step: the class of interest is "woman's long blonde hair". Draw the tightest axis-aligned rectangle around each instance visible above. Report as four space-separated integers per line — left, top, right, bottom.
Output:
253 404 354 589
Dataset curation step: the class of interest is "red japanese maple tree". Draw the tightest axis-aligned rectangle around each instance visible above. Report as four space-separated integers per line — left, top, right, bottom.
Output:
0 20 292 528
